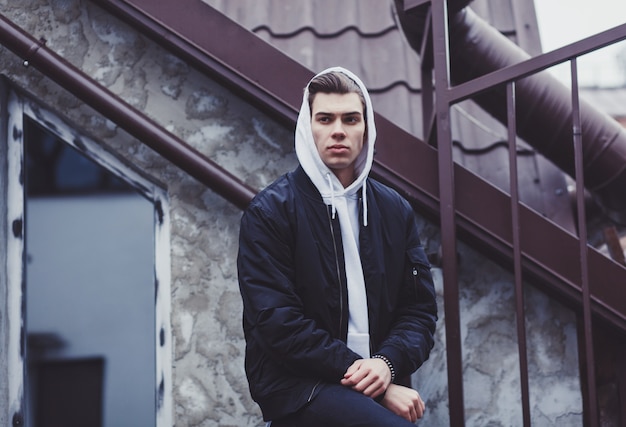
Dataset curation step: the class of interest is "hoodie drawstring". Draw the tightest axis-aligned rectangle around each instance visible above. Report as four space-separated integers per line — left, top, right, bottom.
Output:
326 172 369 226
362 180 368 227
326 172 337 219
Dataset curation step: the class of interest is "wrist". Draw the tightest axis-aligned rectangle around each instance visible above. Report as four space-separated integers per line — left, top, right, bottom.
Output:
372 354 396 383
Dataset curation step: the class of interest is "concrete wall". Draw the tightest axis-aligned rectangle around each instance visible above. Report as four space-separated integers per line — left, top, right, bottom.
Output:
414 240 582 425
0 1 583 426
0 1 294 425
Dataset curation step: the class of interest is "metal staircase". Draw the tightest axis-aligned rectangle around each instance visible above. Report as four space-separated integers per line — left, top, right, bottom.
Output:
2 0 625 424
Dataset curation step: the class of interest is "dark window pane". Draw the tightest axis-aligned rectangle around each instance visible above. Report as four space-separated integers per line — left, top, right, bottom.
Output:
24 118 132 196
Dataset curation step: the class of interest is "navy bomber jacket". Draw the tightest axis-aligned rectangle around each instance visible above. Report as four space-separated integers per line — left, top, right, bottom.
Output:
237 166 437 421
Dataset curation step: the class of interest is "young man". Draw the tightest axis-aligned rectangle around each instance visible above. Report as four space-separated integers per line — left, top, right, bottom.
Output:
237 67 437 426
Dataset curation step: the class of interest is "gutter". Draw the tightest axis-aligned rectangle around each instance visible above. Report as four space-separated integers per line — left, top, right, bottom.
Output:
0 11 256 210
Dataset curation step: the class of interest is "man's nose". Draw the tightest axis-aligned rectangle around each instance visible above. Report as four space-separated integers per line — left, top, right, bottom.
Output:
331 121 346 138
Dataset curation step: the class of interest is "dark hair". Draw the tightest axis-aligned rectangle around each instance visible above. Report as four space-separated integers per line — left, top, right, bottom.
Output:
307 71 367 118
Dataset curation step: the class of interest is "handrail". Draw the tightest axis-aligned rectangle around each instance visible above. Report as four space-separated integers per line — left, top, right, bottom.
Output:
2 0 626 333
3 2 626 425
449 22 626 104
399 1 626 425
0 11 256 211
93 0 305 128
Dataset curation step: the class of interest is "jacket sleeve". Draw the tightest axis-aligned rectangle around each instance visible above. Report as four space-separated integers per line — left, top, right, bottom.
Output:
237 199 361 382
373 206 438 381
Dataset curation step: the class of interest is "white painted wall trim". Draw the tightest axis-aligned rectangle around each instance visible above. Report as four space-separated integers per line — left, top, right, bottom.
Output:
6 84 26 427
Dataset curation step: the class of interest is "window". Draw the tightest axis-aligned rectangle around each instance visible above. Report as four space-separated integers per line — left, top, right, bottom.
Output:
2 87 172 427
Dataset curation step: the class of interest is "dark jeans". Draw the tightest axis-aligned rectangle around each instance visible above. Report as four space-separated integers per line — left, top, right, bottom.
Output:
270 383 417 427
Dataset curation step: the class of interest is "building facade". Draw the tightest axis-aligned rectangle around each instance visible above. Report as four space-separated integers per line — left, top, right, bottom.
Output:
2 1 624 426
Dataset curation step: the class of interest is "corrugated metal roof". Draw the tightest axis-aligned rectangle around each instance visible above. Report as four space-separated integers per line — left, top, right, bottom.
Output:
202 0 575 224
202 0 545 140
203 0 423 136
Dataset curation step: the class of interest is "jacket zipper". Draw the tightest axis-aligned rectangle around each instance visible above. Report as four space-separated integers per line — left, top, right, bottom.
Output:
326 207 345 339
308 380 322 402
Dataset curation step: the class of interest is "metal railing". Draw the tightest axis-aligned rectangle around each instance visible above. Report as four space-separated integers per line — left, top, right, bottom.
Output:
3 1 626 424
0 12 256 211
406 1 626 425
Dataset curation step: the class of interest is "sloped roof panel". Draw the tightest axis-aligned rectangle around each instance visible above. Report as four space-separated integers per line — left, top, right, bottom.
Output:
202 0 423 136
203 0 397 34
202 0 573 225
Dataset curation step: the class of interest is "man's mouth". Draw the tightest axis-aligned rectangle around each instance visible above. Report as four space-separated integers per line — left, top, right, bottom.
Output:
328 144 348 152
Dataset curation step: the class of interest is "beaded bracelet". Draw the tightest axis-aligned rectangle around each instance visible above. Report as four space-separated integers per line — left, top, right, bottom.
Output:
373 354 396 383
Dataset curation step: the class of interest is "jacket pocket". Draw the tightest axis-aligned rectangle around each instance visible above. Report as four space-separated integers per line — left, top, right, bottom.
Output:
406 245 432 300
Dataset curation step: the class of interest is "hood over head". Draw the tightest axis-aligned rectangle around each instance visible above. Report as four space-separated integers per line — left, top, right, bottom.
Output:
295 67 377 357
295 66 377 225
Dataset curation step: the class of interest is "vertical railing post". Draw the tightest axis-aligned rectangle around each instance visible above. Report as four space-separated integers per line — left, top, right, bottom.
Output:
571 57 598 427
506 82 531 426
419 9 435 145
430 1 465 425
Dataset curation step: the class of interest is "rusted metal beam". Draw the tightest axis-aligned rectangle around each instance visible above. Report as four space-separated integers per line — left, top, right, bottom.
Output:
448 22 626 104
430 0 466 425
94 0 305 127
444 9 626 219
93 0 626 335
507 82 531 427
572 58 599 427
3 0 625 342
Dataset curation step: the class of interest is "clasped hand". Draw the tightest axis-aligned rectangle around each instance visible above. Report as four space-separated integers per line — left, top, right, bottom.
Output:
340 358 425 422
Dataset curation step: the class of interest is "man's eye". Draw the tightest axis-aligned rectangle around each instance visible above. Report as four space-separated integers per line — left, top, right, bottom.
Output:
319 117 330 123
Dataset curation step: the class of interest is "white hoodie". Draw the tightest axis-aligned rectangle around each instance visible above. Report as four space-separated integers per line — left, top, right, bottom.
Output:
295 67 377 358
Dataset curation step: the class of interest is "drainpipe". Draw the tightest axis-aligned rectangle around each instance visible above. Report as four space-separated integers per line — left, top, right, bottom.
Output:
0 12 256 210
395 1 626 222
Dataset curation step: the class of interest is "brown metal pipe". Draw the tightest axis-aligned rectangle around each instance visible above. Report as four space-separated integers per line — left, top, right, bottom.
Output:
447 8 626 219
0 12 256 210
396 2 626 222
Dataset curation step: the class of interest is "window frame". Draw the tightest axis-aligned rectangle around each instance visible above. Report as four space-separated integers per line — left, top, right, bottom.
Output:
2 83 173 427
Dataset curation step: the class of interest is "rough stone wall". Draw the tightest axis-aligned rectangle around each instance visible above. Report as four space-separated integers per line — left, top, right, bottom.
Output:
0 1 294 425
0 1 583 426
414 240 582 426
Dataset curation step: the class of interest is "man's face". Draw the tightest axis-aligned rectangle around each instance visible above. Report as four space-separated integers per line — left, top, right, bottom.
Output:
310 92 366 187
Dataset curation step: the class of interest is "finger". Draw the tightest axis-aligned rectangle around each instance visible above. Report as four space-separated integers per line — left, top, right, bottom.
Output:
342 362 363 384
416 397 425 419
413 401 422 422
351 374 375 392
360 368 387 391
408 407 417 423
343 361 360 378
340 374 362 387
415 404 423 420
362 381 385 397
342 371 368 388
352 366 373 383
